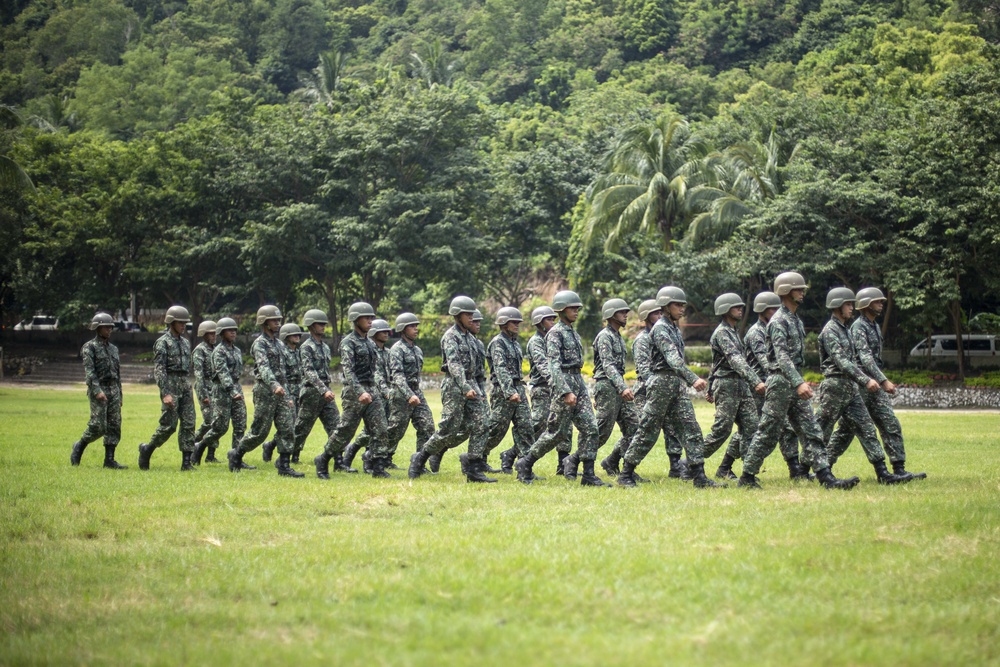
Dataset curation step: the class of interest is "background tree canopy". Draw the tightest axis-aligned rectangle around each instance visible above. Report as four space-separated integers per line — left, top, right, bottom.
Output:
1 0 998 359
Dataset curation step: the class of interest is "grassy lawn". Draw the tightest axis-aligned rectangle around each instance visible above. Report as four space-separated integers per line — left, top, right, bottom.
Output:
1 383 998 666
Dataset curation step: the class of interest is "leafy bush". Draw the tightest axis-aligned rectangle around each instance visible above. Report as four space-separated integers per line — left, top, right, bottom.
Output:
885 369 936 386
624 370 637 381
803 371 823 384
685 347 712 364
133 351 155 362
688 365 709 378
422 356 443 374
964 371 1000 388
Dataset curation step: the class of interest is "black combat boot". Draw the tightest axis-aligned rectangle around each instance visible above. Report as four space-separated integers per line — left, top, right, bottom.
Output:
428 452 444 473
737 471 762 489
786 456 814 481
691 462 726 488
334 454 358 473
277 452 305 478
71 440 87 466
314 451 332 480
667 453 686 479
361 450 373 474
815 467 860 490
601 449 622 477
192 441 207 466
892 460 926 480
227 448 244 472
261 440 276 462
462 454 497 483
240 458 257 470
499 448 517 474
482 457 503 474
563 452 580 480
204 447 220 463
514 454 536 484
103 445 127 469
715 453 737 480
341 442 361 468
386 457 401 470
555 451 568 477
290 451 301 464
632 469 650 483
679 458 694 482
874 460 912 485
579 459 612 487
409 450 430 479
181 451 195 471
138 443 154 470
370 455 391 479
617 460 637 487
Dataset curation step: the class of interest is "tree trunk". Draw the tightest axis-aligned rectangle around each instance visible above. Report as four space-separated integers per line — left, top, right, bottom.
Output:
323 277 341 349
949 298 965 379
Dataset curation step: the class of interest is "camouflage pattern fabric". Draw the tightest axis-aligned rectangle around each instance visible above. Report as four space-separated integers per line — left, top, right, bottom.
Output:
592 324 639 457
192 341 216 444
321 331 389 459
201 340 246 450
147 331 195 453
386 338 435 453
633 328 682 456
78 336 122 447
281 341 302 413
527 331 571 454
703 320 761 460
484 331 534 457
294 335 340 454
238 332 294 456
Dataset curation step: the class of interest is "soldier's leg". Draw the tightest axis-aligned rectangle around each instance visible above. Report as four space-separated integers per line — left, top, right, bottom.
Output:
80 394 109 447
293 390 321 452
386 398 415 456
201 392 232 450
526 398 572 461
624 376 671 468
484 392 514 456
839 390 886 465
105 387 122 448
786 396 832 474
571 388 600 462
230 397 247 451
593 381 619 450
322 397 366 460
778 422 800 463
865 390 906 464
238 385 277 453
360 395 392 475
530 386 550 442
715 385 758 479
195 393 214 443
509 388 535 458
742 377 795 476
177 387 197 454
670 391 705 466
703 378 740 459
411 396 436 451
420 385 468 456
147 399 180 450
826 419 855 462
273 395 296 455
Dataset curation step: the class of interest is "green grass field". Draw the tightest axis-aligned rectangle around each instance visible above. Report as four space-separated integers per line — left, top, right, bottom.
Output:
1 383 998 666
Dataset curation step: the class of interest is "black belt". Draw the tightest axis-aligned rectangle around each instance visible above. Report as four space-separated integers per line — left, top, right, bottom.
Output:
167 371 188 376
561 366 582 372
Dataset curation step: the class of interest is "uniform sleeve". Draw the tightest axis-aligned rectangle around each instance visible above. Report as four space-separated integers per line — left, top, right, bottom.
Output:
389 345 416 400
528 337 552 385
596 332 628 393
81 343 99 395
254 339 280 391
339 338 365 395
746 329 769 376
193 347 208 398
153 338 170 398
300 343 325 391
375 351 391 398
489 339 516 397
212 345 234 397
547 330 573 397
852 325 888 384
721 328 762 386
824 329 872 386
634 336 652 383
653 327 699 386
442 333 474 395
769 318 806 387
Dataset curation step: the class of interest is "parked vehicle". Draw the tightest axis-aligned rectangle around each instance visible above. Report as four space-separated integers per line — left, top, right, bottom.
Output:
13 315 59 331
113 320 144 332
909 335 997 357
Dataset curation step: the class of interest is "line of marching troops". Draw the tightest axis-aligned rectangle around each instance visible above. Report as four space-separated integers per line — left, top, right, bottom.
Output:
70 269 925 489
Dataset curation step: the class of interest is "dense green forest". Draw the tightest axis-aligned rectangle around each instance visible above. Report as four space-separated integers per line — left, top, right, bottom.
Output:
1 0 999 351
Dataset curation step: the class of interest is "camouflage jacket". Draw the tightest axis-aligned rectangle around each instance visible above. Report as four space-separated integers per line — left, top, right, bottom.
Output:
487 331 525 397
526 331 551 388
850 316 888 384
212 341 244 398
709 320 761 388
250 332 286 391
819 317 872 386
632 328 653 397
547 320 585 397
765 305 807 387
192 341 216 398
649 318 699 386
153 331 191 397
339 330 379 392
281 342 302 389
389 338 424 401
374 345 391 400
440 324 481 397
81 336 120 395
593 324 628 394
743 319 770 381
299 335 332 392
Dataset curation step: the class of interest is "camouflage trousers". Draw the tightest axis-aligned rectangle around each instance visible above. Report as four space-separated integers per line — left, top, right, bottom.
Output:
349 391 391 455
625 372 704 466
322 383 389 459
703 377 757 460
79 383 121 447
530 385 571 453
827 388 906 464
634 390 682 456
594 379 639 457
201 387 247 451
817 378 885 465
293 387 340 454
238 383 295 456
420 378 489 458
387 390 435 454
742 374 830 476
730 390 799 461
485 383 534 458
148 376 196 453
194 390 215 444
528 372 599 462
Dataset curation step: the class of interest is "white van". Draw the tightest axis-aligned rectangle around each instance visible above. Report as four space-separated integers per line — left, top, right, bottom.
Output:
909 335 997 357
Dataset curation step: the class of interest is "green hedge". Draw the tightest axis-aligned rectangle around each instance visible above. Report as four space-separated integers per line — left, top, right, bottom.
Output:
964 371 1000 388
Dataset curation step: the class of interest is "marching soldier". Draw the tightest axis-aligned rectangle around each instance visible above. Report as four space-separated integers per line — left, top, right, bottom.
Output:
262 323 303 463
292 310 341 465
522 306 573 477
193 317 245 464
385 313 436 464
71 312 126 469
342 318 394 473
484 307 534 472
191 320 218 458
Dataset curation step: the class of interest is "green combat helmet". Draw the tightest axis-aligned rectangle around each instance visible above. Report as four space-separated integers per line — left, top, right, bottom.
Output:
552 290 583 312
495 307 524 326
89 312 114 330
302 309 329 328
395 312 420 332
367 319 391 339
773 271 808 296
601 298 630 320
856 287 886 310
637 299 661 323
714 293 745 316
472 309 484 322
752 292 781 313
256 305 282 326
531 306 556 326
826 287 856 309
197 320 218 337
449 296 477 316
279 323 302 341
347 302 376 322
165 305 191 323
216 317 238 332
656 286 687 307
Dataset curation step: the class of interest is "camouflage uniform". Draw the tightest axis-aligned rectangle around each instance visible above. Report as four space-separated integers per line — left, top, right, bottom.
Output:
386 338 435 452
816 317 886 464
419 324 489 458
633 327 682 456
741 305 832 476
526 320 599 461
592 324 639 456
827 316 906 465
293 335 340 455
77 335 122 448
526 330 571 453
192 340 217 445
624 318 704 466
349 342 393 457
484 331 534 458
201 339 246 450
282 341 302 415
147 331 196 453
237 332 295 456
320 331 390 460
703 320 761 459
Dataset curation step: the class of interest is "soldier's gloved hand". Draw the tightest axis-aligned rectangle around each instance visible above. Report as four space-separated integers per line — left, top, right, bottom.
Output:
408 395 420 407
323 390 336 403
796 382 814 400
755 382 766 395
96 392 107 402
621 388 634 402
865 378 880 393
274 386 286 397
563 392 577 406
692 378 708 392
465 389 478 400
359 391 373 405
162 394 175 407
881 379 897 395
508 393 520 403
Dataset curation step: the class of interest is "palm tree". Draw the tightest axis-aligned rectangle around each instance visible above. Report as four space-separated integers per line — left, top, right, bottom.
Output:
296 51 349 109
410 39 460 89
0 105 35 193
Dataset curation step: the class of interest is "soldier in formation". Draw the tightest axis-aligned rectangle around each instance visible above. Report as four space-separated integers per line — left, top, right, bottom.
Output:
193 317 244 464
385 313 436 464
523 305 573 477
484 307 535 475
263 323 303 464
191 320 218 459
293 310 340 465
71 312 126 469
341 318 394 473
